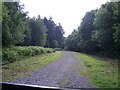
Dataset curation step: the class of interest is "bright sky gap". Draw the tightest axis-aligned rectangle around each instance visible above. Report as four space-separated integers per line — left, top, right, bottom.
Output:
20 0 108 37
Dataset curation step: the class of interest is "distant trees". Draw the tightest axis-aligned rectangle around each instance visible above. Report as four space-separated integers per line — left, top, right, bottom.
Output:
55 23 65 48
2 2 65 49
43 17 64 48
65 29 79 51
65 10 98 53
28 16 47 46
65 2 120 53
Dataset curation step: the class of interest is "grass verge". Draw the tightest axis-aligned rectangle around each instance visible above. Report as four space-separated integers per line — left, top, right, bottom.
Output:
75 52 119 88
2 51 62 82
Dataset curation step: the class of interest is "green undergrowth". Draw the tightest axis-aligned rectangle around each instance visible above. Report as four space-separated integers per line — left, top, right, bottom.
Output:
2 46 55 64
2 51 62 81
75 52 119 88
91 51 120 60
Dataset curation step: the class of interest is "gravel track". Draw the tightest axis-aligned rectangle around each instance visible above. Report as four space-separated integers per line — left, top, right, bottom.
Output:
11 51 96 88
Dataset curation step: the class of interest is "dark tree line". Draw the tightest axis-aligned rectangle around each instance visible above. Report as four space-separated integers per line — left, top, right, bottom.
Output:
44 17 64 48
65 2 120 54
2 2 64 48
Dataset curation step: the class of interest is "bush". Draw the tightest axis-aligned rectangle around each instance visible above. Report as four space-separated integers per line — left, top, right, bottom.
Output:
2 46 55 64
2 48 19 64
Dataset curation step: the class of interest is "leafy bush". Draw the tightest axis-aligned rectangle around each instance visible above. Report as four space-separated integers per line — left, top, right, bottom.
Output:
2 46 55 64
2 48 19 64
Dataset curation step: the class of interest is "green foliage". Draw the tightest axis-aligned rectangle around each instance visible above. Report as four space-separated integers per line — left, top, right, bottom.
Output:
2 48 19 63
93 3 116 50
55 23 65 48
44 17 64 48
2 2 27 46
113 24 120 50
65 29 79 51
29 16 47 46
0 16 1 51
2 46 55 64
52 40 59 48
2 3 12 46
65 2 120 54
22 19 32 46
66 10 98 53
2 2 64 49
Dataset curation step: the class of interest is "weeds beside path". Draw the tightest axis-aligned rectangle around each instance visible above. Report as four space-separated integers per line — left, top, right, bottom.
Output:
2 51 62 81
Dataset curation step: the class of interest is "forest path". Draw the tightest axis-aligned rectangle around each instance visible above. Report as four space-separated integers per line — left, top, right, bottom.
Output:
11 51 96 88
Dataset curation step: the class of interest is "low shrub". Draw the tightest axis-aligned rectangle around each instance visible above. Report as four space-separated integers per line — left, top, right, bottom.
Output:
2 48 19 64
2 46 55 64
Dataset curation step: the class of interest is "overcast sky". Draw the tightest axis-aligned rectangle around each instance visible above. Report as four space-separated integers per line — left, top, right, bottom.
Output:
20 0 108 37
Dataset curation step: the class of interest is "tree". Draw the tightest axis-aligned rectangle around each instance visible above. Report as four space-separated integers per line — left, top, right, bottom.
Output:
44 17 64 48
29 15 47 46
44 17 56 48
2 3 12 46
77 10 98 53
22 18 32 46
93 2 118 51
0 0 2 45
2 2 27 46
112 2 120 50
65 29 79 51
55 23 64 48
66 2 119 54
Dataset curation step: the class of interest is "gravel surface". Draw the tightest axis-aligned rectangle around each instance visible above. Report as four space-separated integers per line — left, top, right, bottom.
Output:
10 51 96 88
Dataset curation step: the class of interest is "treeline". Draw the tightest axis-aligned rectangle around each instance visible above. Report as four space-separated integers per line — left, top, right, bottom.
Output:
65 2 120 56
2 2 64 48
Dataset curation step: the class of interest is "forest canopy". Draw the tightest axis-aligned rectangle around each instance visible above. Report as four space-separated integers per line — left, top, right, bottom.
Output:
2 1 120 58
65 2 120 56
2 2 65 48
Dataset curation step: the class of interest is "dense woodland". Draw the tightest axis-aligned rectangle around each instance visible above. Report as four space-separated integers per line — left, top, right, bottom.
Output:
2 2 64 48
2 2 120 63
65 2 120 58
2 2 64 64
